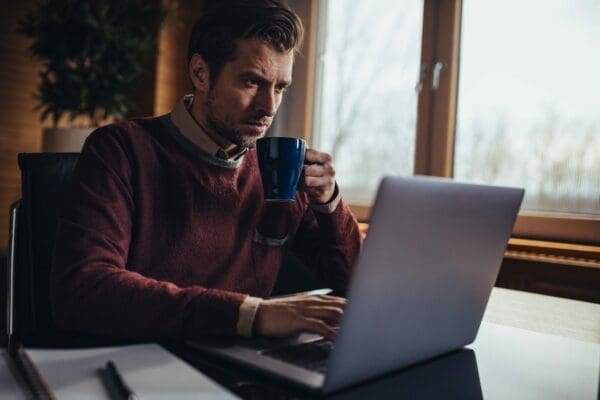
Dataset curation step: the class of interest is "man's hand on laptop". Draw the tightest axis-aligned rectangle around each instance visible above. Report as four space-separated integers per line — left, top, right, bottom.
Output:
253 294 346 340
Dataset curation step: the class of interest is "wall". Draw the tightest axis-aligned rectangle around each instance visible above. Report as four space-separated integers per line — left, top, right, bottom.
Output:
0 1 204 253
0 1 45 253
154 1 204 115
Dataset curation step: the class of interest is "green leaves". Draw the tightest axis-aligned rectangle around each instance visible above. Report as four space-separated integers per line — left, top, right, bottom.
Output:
18 0 170 126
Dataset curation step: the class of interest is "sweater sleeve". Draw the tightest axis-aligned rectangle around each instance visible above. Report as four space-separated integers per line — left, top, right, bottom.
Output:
291 193 363 295
50 126 246 340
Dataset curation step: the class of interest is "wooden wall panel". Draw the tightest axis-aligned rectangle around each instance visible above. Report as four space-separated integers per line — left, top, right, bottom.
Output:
0 0 46 253
154 1 205 115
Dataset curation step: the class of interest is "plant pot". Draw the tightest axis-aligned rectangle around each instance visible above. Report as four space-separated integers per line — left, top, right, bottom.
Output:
41 127 96 153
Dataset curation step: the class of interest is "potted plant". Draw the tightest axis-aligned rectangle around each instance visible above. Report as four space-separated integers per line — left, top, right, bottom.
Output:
18 0 171 152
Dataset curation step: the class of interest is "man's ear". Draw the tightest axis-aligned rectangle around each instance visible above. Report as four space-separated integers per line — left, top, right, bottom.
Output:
189 53 210 94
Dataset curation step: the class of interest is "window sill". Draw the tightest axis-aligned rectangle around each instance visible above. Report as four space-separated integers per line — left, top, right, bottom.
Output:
356 219 599 302
355 222 600 268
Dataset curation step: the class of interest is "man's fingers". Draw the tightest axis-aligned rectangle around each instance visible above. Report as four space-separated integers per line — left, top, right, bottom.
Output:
301 306 344 324
254 296 346 339
302 317 338 341
308 298 346 310
274 294 346 303
304 176 335 189
283 295 347 307
304 163 335 178
300 149 337 204
305 148 332 165
315 294 346 303
303 164 324 177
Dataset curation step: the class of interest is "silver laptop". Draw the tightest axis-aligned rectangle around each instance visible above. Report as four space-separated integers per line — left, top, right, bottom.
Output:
187 175 524 394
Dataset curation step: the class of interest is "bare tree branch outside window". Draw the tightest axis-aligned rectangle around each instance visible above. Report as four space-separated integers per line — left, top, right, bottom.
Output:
315 0 423 203
455 0 600 216
314 0 599 215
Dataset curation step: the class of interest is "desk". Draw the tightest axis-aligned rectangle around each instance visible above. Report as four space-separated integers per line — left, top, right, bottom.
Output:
4 288 599 399
483 287 600 343
176 288 600 399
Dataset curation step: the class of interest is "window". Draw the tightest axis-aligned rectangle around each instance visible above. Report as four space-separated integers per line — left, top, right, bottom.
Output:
307 0 599 245
312 0 424 204
455 0 600 217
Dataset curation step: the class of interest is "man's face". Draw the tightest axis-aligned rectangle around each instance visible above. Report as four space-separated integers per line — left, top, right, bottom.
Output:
204 39 294 148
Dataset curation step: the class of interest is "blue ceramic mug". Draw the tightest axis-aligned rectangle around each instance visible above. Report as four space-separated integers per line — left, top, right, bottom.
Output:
256 137 306 201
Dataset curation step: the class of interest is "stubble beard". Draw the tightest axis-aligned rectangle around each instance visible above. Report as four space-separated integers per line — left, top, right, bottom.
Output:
206 90 263 149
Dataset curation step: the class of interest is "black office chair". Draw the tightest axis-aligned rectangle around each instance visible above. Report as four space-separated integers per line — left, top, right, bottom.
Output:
6 153 80 347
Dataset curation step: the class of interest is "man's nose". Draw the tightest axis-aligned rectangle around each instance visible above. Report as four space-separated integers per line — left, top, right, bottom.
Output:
254 88 278 116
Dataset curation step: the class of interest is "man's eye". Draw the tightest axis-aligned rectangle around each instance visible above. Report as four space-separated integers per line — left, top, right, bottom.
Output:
276 85 288 93
244 79 260 87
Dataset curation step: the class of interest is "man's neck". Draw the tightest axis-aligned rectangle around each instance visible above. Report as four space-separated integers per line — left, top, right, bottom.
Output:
201 123 239 154
188 97 240 155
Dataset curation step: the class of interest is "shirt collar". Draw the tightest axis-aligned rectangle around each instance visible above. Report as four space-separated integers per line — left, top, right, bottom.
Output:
170 94 248 161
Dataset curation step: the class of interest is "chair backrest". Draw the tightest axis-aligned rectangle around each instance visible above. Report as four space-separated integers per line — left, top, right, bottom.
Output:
12 153 79 341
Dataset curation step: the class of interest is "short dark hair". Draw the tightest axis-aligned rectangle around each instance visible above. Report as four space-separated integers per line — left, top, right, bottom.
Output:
187 0 304 84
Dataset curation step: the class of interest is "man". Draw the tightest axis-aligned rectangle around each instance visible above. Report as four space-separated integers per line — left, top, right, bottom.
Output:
50 0 362 341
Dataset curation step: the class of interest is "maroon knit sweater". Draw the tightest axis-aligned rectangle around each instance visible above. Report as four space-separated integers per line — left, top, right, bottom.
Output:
50 115 362 340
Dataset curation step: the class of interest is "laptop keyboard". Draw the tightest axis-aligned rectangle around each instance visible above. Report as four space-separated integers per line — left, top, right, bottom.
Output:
261 339 334 373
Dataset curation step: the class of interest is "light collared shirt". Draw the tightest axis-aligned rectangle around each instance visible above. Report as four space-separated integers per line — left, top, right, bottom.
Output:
169 95 341 336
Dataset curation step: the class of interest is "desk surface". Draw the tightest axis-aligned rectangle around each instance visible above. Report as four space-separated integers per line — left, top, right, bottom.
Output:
178 288 600 399
484 287 600 343
4 288 599 399
471 322 598 399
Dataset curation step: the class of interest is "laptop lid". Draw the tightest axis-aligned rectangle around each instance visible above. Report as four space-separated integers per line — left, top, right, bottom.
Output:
322 176 524 392
187 176 523 394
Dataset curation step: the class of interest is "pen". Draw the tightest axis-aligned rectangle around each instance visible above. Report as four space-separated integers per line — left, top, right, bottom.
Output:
105 361 138 400
271 288 333 299
12 345 56 400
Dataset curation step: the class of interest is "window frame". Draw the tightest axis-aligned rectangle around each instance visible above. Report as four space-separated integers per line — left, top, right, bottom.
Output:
292 0 600 247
